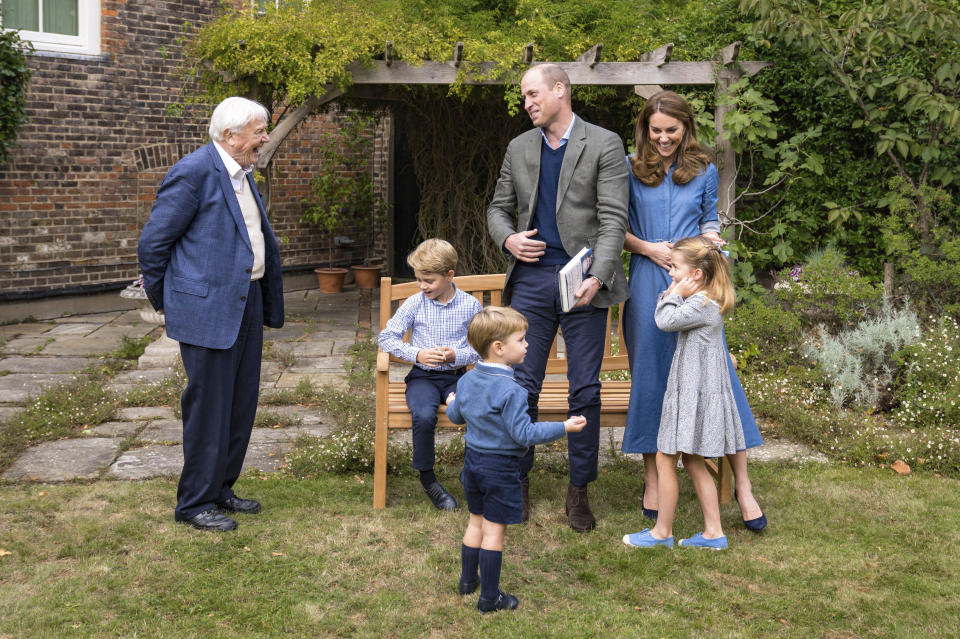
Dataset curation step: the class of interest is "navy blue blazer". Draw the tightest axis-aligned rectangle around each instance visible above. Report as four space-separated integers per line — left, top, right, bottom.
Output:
138 143 284 349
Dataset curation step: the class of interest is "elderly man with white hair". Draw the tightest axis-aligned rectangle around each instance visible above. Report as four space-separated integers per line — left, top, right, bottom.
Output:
139 96 285 531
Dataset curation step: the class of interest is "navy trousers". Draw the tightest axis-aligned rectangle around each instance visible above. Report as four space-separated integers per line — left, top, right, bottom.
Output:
509 262 607 486
175 279 263 521
405 366 464 471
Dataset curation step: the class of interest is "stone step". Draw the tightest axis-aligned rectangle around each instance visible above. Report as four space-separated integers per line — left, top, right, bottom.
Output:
139 332 180 369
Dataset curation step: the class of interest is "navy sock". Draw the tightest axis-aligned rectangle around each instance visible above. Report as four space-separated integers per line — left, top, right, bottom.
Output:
479 549 503 600
460 544 479 584
419 469 437 489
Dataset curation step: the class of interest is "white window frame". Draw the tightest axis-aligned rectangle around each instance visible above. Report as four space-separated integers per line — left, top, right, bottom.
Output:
1 0 101 57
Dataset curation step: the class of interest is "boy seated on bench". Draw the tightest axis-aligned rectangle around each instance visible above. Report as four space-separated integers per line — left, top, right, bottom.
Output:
377 239 483 510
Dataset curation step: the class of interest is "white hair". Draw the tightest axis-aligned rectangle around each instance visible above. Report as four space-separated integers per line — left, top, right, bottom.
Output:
208 97 269 142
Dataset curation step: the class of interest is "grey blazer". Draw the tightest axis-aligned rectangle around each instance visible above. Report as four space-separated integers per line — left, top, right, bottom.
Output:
487 116 630 308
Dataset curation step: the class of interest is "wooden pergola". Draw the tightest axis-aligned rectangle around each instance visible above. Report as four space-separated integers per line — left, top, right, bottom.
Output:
251 41 769 223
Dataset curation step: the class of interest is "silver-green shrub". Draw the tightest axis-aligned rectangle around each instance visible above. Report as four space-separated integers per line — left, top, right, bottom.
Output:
802 305 920 408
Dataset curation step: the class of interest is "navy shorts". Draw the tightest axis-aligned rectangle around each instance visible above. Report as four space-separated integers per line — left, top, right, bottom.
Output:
460 447 524 525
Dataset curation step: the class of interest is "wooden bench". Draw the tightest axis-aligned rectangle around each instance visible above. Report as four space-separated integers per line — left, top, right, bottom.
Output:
373 273 731 508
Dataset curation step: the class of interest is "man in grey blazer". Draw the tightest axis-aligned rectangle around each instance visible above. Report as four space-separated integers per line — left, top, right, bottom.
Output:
487 64 629 532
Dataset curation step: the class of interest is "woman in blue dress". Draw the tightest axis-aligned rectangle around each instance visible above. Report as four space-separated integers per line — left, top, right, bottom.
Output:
621 91 766 530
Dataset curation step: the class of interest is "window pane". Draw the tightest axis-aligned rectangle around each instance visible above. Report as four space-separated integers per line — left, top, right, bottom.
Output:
4 0 40 31
43 0 78 36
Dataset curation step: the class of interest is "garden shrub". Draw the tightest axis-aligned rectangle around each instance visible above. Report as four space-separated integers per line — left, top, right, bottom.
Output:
725 295 802 372
0 29 31 165
892 315 960 431
801 305 920 409
773 245 882 333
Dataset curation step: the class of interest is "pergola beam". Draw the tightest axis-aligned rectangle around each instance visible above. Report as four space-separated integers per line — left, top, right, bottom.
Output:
346 59 768 86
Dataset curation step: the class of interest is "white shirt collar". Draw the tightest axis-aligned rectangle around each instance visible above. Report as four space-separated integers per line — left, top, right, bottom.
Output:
213 140 251 191
540 113 577 147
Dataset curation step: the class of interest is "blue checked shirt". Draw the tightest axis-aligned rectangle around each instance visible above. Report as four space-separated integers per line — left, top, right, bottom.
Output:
377 285 482 370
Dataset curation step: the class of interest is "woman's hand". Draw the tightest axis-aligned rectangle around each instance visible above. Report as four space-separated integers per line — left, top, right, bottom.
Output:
645 241 674 270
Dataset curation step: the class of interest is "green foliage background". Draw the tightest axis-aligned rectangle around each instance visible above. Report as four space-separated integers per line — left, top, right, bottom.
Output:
182 0 960 287
0 28 31 165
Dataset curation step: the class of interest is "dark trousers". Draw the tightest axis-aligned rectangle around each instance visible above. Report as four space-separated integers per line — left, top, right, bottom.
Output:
405 366 464 472
509 262 606 486
175 279 264 521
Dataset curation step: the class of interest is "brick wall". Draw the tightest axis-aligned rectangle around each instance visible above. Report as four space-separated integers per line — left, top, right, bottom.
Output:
0 0 390 300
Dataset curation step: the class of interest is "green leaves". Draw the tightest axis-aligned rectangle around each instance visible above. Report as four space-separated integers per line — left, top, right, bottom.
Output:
0 29 32 165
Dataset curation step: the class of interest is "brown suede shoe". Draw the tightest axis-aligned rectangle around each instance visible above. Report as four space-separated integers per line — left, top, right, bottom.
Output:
565 483 596 532
521 477 530 523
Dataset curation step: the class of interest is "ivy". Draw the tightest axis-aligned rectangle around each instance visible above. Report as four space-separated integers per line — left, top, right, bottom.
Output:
0 28 31 165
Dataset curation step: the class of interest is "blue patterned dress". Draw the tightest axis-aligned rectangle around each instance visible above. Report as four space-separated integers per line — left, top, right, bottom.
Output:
620 158 763 454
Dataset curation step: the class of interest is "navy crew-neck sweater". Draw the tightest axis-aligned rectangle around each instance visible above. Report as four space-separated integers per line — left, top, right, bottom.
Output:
530 141 571 265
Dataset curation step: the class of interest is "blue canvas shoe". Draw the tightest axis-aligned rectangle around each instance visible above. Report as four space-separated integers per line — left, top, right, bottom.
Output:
622 528 673 548
678 532 728 550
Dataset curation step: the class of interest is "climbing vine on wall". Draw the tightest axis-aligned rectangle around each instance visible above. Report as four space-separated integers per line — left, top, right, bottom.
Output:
0 29 31 165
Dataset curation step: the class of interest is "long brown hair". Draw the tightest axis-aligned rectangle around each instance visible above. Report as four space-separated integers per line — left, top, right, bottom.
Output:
672 236 735 316
630 90 712 187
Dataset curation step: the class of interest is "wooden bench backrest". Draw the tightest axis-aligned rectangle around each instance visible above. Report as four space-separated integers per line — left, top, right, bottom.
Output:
378 274 627 374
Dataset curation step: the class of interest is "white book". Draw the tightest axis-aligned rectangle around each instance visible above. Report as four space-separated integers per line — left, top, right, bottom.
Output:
558 247 594 312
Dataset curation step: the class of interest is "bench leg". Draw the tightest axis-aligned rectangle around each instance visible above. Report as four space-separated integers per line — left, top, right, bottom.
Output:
374 420 387 509
703 457 733 505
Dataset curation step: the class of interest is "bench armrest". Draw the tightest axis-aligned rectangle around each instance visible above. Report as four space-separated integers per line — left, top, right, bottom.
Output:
376 349 391 373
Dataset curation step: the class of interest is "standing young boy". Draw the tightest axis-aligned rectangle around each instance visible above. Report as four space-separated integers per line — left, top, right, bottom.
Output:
446 306 586 612
377 239 482 510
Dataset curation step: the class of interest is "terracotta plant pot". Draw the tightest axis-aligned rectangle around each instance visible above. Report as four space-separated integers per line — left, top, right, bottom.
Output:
351 264 382 289
314 267 348 293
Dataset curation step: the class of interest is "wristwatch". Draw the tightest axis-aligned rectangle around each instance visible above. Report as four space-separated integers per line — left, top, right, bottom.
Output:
588 274 605 289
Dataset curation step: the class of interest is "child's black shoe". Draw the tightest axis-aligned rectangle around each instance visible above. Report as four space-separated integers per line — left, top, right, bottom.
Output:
424 481 459 511
477 590 519 613
458 578 479 595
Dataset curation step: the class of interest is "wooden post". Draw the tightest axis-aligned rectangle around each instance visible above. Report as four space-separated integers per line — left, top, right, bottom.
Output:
714 42 741 226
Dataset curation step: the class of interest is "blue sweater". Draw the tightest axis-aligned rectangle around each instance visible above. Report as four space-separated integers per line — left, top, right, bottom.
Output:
530 142 570 265
446 362 567 457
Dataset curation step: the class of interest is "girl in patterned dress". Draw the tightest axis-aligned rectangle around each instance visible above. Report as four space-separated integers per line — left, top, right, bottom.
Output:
622 236 743 550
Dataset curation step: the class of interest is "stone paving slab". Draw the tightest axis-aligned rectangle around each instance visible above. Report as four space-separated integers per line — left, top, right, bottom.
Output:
89 421 145 437
260 362 283 384
0 323 53 338
263 405 331 427
274 372 347 391
0 407 21 422
46 323 101 336
3 438 121 481
289 341 334 357
264 324 310 341
39 336 118 357
51 311 125 324
0 373 83 403
117 406 176 420
1 336 55 355
110 444 182 480
286 356 346 374
86 324 157 341
0 356 94 373
110 369 177 386
241 440 289 473
139 419 183 443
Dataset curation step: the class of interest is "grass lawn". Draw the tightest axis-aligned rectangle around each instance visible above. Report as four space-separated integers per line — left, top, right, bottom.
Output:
1 460 958 638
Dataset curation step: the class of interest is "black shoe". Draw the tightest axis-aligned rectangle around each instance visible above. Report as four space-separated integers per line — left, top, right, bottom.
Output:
424 481 459 511
181 508 237 531
458 578 480 595
477 590 519 613
520 477 530 523
735 490 767 532
216 496 262 514
641 483 658 521
565 483 596 532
